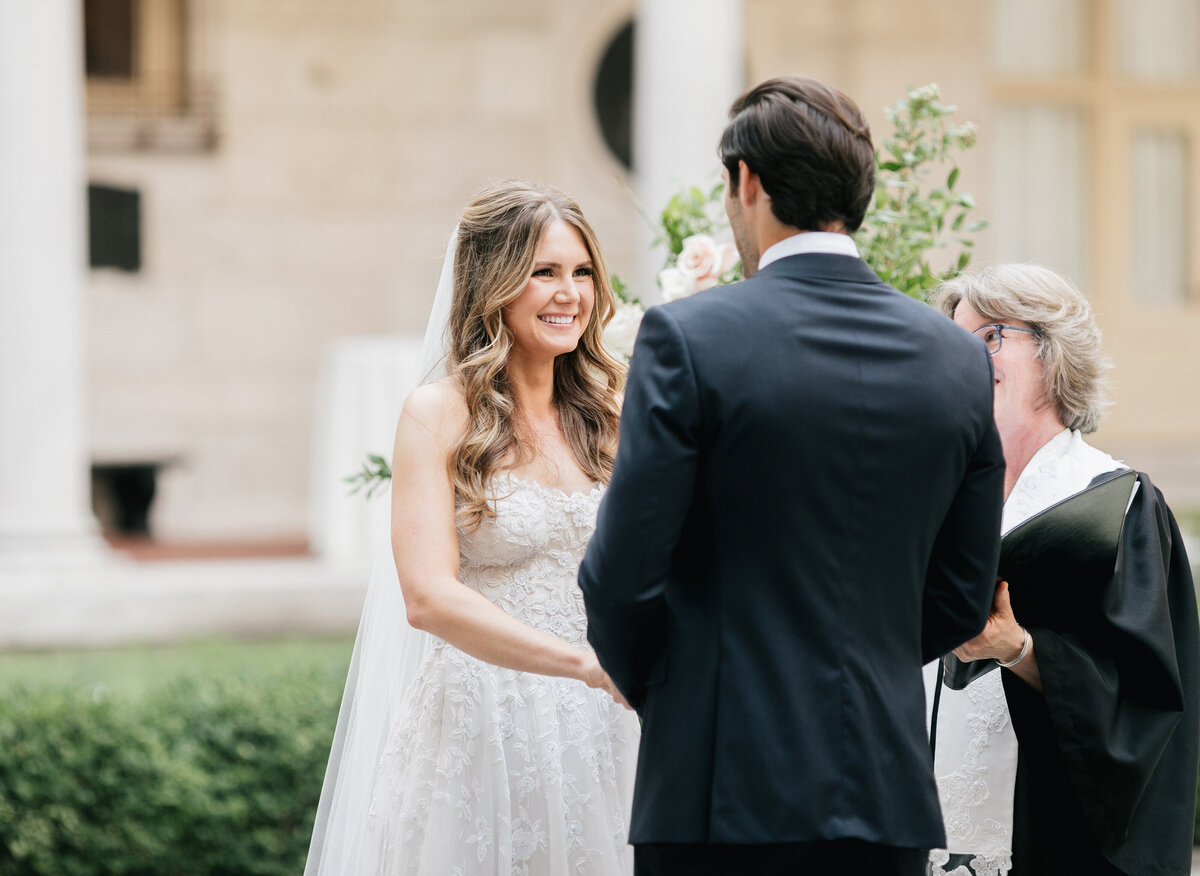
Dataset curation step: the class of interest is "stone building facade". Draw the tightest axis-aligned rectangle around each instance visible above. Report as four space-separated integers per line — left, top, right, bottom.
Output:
6 0 1199 559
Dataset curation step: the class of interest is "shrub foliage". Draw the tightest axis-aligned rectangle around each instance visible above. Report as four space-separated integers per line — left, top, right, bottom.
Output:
0 668 342 875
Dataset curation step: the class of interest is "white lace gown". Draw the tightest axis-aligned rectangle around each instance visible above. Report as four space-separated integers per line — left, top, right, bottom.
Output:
359 474 640 875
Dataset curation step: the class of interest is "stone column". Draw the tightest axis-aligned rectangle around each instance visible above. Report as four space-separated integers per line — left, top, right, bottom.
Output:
0 0 106 567
634 0 745 301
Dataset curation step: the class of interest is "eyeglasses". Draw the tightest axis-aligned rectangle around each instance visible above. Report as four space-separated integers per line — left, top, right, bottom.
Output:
972 323 1039 355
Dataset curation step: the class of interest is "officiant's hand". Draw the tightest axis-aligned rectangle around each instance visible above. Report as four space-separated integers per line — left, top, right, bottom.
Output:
952 580 1025 664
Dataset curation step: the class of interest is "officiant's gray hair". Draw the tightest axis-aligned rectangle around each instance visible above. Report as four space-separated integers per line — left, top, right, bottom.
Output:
935 264 1111 433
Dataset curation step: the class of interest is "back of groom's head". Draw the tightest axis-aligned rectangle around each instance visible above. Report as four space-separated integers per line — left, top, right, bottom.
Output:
720 76 875 233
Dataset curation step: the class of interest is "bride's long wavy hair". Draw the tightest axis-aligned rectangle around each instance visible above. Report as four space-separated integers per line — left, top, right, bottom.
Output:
448 180 625 530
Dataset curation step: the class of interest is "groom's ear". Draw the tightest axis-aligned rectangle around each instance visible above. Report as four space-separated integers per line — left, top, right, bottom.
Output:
736 160 762 207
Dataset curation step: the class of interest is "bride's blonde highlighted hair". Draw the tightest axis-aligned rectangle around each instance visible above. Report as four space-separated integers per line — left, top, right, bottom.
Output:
448 180 625 530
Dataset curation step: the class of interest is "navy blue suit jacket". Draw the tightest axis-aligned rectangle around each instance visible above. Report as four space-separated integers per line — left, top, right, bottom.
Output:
579 252 1005 847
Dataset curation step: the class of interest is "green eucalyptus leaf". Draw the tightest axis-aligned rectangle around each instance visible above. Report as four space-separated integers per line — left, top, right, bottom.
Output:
860 86 985 299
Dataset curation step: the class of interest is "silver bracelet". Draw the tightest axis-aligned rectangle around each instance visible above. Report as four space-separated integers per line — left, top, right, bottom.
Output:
997 627 1032 668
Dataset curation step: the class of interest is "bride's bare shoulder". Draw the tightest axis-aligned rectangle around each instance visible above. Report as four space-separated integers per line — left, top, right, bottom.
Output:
400 378 468 440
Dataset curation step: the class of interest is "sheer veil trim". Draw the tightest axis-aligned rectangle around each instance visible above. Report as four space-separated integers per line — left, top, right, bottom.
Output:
417 225 457 386
304 228 458 876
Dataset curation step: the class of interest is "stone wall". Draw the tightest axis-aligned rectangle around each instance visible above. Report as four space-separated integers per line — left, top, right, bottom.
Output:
86 0 640 541
84 0 1200 549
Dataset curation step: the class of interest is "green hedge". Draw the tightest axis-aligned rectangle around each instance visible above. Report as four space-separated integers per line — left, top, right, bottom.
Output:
0 668 342 875
2 652 1196 871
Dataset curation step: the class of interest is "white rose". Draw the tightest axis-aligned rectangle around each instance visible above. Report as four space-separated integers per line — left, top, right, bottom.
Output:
603 302 644 359
676 234 723 290
658 266 695 302
676 235 739 292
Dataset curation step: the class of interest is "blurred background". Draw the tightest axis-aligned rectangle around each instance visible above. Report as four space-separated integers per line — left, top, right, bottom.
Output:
1 0 1198 645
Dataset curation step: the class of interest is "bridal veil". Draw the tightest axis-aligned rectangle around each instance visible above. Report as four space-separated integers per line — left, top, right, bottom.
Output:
303 227 457 875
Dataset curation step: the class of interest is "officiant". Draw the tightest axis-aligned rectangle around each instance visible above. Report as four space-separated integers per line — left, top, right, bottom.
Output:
926 263 1199 876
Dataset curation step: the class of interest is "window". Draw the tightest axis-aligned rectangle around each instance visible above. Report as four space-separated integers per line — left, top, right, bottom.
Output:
84 0 135 79
84 0 185 115
1131 129 1190 305
83 0 218 151
991 0 1200 308
88 183 142 273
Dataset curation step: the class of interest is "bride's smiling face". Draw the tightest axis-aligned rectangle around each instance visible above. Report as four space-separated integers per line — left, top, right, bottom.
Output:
504 219 595 361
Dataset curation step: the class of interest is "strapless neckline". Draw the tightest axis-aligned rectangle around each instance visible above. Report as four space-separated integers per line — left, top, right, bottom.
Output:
494 470 605 500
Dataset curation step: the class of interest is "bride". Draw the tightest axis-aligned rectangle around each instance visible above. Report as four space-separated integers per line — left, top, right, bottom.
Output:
306 180 640 875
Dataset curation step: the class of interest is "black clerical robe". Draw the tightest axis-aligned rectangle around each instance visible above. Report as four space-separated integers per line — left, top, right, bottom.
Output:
1004 472 1198 875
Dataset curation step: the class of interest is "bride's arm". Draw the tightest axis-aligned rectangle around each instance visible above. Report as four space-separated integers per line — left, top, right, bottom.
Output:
391 382 620 698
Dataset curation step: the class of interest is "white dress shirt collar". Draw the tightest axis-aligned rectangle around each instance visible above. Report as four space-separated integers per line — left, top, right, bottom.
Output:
758 231 860 271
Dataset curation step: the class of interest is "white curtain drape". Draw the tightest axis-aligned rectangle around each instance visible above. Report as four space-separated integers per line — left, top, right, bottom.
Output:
992 0 1088 75
308 335 425 566
990 106 1089 286
1132 129 1189 305
1112 0 1200 80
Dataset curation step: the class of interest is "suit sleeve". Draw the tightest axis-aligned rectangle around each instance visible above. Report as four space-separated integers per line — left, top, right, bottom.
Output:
921 360 1006 663
579 305 703 709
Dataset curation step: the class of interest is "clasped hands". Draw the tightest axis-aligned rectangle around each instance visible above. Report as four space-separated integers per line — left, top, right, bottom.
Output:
582 654 633 710
953 579 1027 665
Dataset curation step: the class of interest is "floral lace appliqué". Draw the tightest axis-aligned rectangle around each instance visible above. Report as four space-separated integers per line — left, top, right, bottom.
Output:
930 669 1014 875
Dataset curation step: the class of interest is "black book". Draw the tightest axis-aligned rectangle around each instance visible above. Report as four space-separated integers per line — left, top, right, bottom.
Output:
941 468 1138 691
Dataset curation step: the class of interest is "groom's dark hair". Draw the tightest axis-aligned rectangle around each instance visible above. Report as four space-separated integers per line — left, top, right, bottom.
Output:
720 76 875 233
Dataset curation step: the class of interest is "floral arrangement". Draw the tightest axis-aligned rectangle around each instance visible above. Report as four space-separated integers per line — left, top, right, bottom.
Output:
602 185 743 359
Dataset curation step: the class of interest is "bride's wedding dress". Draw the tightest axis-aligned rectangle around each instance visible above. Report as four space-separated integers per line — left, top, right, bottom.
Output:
306 225 637 875
356 473 639 875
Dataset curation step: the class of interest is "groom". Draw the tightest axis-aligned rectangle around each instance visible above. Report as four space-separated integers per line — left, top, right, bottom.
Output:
579 76 1005 875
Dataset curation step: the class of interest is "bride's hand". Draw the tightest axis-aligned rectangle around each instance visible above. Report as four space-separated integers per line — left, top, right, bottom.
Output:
581 654 633 710
604 678 632 710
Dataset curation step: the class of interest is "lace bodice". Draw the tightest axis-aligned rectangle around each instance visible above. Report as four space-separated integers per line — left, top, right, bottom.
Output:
456 474 605 648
